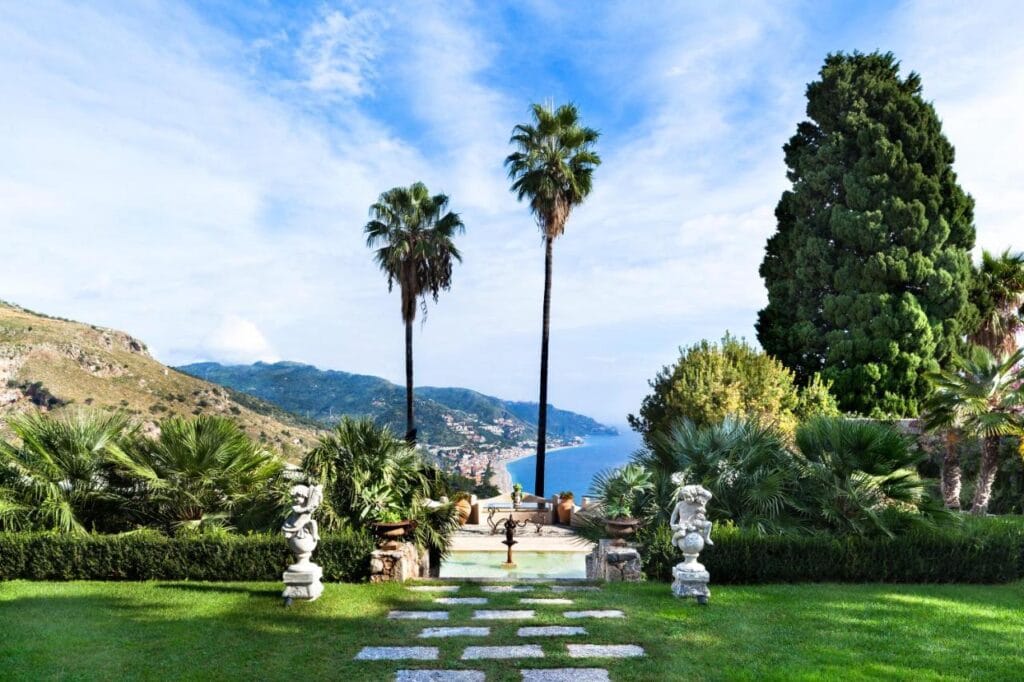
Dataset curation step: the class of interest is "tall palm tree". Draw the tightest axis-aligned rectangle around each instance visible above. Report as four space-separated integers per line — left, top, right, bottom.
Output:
0 410 134 533
924 347 1024 515
971 249 1024 356
365 182 465 444
505 102 600 496
928 249 1024 508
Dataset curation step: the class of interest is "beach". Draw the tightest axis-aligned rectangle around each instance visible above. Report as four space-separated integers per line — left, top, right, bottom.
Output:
489 442 582 494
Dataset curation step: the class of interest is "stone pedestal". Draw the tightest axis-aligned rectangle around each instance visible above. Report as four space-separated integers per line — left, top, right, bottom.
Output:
282 563 323 603
672 560 710 604
370 542 426 583
586 539 642 582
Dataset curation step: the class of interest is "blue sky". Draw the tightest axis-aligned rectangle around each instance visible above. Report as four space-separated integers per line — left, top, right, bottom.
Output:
1 1 1022 425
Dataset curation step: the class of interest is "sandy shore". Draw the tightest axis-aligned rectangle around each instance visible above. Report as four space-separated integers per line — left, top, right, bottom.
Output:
489 442 583 494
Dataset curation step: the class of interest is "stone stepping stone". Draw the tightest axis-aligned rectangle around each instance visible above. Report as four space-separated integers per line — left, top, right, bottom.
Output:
551 586 600 593
520 669 610 681
567 644 645 658
407 585 461 593
520 598 573 605
461 645 545 660
355 646 438 661
419 627 491 638
396 671 485 681
389 611 450 620
481 585 534 593
473 610 536 620
434 597 488 605
563 610 624 619
518 626 587 637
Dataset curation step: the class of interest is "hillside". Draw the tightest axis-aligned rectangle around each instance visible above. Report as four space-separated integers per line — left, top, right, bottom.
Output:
178 361 616 449
0 301 320 457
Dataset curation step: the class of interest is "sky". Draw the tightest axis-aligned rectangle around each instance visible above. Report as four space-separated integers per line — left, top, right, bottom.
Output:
1 1 1022 426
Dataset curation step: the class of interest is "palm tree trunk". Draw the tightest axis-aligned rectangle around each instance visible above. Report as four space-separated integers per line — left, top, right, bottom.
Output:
405 318 416 444
535 235 553 497
941 431 962 510
970 435 1001 515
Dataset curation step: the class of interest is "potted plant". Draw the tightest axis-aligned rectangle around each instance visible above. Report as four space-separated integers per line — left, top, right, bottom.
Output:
361 484 415 546
452 491 473 525
556 491 574 524
593 463 652 544
512 482 523 510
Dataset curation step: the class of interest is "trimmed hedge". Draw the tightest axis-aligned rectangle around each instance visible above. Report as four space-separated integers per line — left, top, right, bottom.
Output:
640 518 1024 584
0 529 376 582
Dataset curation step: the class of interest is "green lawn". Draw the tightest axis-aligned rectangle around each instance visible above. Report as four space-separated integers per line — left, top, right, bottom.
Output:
1 580 1022 681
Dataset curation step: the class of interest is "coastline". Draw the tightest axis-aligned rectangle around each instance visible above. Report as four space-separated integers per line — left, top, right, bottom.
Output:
489 442 584 494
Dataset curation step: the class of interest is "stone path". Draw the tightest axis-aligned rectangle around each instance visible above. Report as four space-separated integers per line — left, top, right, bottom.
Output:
435 597 488 605
355 583 644 680
396 671 484 681
419 627 490 638
389 610 450 620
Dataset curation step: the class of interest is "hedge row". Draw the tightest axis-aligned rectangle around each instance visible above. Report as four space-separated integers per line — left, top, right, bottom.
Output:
640 519 1024 584
0 530 376 582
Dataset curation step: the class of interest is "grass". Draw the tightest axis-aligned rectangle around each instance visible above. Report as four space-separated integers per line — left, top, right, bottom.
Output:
2 580 1023 681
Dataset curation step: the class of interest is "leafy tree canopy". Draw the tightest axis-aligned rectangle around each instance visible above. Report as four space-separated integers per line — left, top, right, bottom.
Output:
757 51 976 417
628 334 839 443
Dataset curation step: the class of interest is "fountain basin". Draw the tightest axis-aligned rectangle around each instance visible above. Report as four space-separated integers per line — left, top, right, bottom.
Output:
440 551 587 579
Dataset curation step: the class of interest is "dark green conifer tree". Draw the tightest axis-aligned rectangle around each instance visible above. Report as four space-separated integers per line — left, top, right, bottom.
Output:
757 52 975 416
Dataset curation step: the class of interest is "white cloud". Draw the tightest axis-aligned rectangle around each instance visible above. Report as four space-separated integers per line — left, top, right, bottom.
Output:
202 316 279 364
1 0 1022 425
297 6 383 97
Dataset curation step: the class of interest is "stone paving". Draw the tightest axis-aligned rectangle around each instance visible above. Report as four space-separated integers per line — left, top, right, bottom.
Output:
355 583 644 680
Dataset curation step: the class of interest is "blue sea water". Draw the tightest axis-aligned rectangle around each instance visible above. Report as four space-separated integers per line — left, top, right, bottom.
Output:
507 428 644 499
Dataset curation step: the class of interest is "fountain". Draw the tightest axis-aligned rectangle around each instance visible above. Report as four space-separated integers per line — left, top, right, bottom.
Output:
499 513 529 569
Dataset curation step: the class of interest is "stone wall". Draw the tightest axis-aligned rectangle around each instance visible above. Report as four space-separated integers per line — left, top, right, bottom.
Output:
369 542 427 583
586 539 642 582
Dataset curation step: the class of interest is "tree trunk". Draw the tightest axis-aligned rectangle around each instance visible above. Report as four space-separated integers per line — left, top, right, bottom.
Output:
405 318 416 444
535 235 554 497
941 430 962 510
970 435 1001 515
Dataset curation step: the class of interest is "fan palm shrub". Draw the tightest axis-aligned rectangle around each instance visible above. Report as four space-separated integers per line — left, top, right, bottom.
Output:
0 410 134 533
638 416 799 533
626 415 945 537
924 347 1024 514
792 416 943 536
302 417 458 563
111 415 284 533
505 102 600 496
364 182 465 444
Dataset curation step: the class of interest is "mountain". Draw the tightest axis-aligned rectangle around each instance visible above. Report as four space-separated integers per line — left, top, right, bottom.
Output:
177 361 617 448
0 301 320 456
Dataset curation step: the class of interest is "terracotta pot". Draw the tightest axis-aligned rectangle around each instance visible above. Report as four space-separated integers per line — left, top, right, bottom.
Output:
454 499 472 525
557 498 573 524
604 517 640 540
370 520 415 543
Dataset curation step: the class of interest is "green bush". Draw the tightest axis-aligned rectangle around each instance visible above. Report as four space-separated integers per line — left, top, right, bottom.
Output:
0 528 375 582
639 517 1024 584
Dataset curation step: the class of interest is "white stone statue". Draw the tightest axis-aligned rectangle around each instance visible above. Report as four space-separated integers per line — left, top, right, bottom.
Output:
669 480 713 604
281 483 324 605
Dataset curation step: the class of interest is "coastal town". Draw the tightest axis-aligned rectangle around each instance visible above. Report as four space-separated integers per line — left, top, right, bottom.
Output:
424 411 584 491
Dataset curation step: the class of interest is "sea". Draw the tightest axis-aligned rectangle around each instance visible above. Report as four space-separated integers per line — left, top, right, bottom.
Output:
506 428 644 499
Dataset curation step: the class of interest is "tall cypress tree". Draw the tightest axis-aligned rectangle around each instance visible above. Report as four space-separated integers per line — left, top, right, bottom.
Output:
757 52 975 417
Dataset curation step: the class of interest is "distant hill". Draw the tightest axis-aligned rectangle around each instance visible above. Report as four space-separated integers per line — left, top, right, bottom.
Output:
178 361 616 448
0 301 320 457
